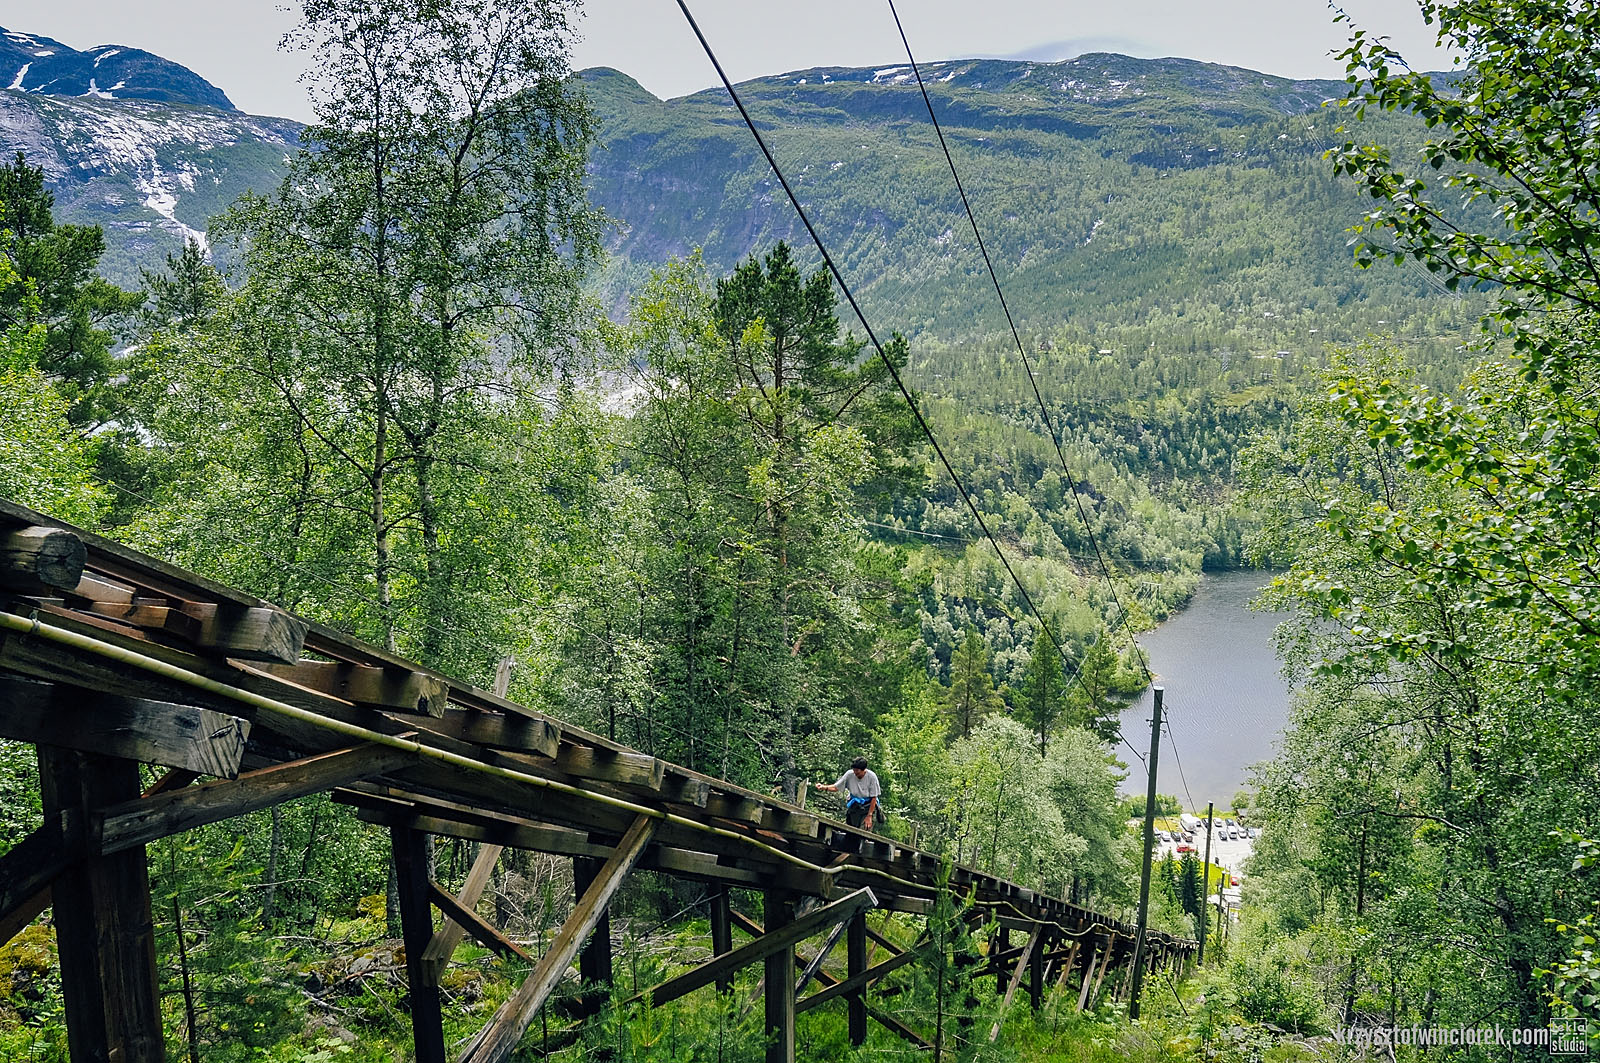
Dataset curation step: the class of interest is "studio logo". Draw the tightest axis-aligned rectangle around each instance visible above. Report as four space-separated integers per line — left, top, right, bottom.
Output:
1550 1018 1589 1056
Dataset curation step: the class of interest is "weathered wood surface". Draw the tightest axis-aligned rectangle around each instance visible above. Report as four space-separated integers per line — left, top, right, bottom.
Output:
0 676 250 778
459 815 656 1063
0 815 76 948
765 892 797 1063
98 744 410 855
258 660 448 716
990 925 1042 1041
0 526 86 592
426 880 532 964
393 827 447 1063
41 747 164 1063
795 944 921 1013
422 842 506 982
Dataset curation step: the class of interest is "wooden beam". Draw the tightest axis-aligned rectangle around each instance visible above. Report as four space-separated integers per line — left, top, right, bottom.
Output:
555 745 665 790
393 827 446 1063
867 1005 932 1050
1076 940 1099 1012
423 709 560 758
796 945 922 1014
710 886 733 994
40 747 163 1063
573 856 614 1021
458 815 656 1063
989 926 1041 1041
0 676 251 778
0 526 85 593
794 918 847 996
704 792 765 825
0 815 76 948
422 843 505 982
82 599 202 641
426 880 531 964
627 888 877 1010
98 744 412 855
846 912 867 1044
765 891 796 1063
257 660 448 716
185 602 307 663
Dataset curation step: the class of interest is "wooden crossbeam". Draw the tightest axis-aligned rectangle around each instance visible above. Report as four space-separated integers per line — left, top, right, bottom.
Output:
555 745 664 790
257 660 448 716
795 918 847 996
990 926 1042 1041
426 880 531 964
422 710 560 759
795 945 922 1014
867 1005 932 1050
627 888 877 1010
0 815 76 948
458 815 656 1063
0 676 251 778
98 744 412 856
422 843 505 982
1076 941 1100 1012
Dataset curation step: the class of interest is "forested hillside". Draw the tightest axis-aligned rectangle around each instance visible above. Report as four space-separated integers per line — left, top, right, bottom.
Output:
1 0 1597 1059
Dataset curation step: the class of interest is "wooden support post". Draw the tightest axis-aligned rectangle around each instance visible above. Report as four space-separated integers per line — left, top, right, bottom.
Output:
392 826 446 1063
1053 940 1080 995
1090 938 1116 1009
1029 929 1045 1011
39 746 163 1063
574 856 613 1021
710 885 733 994
846 910 867 1046
763 890 797 1063
460 815 656 1063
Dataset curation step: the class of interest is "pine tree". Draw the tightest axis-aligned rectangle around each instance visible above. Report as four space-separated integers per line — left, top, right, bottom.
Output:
1017 628 1066 755
945 631 1004 740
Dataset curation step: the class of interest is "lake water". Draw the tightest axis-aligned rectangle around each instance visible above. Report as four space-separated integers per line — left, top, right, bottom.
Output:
1117 569 1292 808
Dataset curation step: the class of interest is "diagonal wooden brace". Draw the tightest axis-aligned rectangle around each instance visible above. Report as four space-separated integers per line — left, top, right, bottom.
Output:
458 815 656 1063
421 843 504 983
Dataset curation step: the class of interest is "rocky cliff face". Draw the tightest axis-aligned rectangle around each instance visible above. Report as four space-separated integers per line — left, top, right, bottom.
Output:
2 26 235 110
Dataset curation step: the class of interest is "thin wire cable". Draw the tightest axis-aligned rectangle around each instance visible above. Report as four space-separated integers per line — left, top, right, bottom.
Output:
1163 717 1199 816
886 0 1156 688
672 0 1096 706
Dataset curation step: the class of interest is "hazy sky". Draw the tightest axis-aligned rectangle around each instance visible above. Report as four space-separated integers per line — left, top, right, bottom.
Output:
0 0 1451 122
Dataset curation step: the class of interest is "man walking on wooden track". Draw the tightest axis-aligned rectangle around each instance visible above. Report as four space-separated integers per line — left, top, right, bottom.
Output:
815 757 881 830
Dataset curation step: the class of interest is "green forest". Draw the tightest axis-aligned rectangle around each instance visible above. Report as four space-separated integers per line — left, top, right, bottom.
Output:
0 0 1598 1059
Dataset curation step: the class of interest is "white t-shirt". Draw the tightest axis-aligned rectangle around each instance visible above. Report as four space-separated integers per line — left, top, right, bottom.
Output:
835 769 881 801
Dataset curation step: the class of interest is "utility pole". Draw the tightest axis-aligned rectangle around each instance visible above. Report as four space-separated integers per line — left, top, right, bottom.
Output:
1215 877 1227 953
1197 800 1214 966
1128 686 1163 1019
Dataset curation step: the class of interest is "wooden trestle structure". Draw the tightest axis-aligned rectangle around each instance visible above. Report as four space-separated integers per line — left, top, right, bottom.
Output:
0 497 1196 1062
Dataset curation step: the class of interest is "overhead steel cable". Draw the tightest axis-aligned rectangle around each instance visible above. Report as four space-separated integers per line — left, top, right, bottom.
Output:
885 0 1156 688
672 0 1095 703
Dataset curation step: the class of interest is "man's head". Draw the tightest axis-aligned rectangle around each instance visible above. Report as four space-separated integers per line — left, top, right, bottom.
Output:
852 757 868 776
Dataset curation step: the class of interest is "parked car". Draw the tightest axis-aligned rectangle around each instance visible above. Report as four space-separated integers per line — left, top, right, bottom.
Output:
1176 844 1197 854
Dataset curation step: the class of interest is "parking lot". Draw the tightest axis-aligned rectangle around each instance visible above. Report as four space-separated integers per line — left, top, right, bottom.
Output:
1154 825 1257 877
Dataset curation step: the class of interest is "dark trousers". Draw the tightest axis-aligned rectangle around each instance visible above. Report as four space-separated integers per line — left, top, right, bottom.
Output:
847 802 872 829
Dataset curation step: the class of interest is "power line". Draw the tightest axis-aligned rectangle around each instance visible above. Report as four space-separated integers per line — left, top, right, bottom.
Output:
1163 717 1199 816
885 0 1157 689
672 0 1100 707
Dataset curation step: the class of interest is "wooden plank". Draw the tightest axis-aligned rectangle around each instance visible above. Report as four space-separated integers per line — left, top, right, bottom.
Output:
795 946 922 1014
65 571 135 605
40 747 163 1063
0 526 85 593
393 827 447 1063
257 660 448 717
1076 941 1099 1012
0 676 250 779
627 888 877 1010
555 745 665 790
704 792 765 825
573 856 613 1020
422 842 505 982
0 815 76 948
989 926 1041 1041
82 600 202 641
98 744 412 855
426 880 532 963
458 815 656 1063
